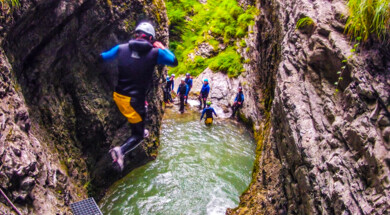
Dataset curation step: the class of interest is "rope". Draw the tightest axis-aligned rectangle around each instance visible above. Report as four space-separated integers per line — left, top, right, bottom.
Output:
0 188 22 215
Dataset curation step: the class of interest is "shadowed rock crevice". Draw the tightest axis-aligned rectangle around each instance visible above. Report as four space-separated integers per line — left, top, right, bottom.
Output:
1 0 169 213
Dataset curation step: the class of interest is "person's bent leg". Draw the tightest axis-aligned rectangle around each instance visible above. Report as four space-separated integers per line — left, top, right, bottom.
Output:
120 121 145 154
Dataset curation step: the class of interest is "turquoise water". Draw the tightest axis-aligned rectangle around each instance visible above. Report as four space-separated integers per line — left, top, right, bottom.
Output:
99 108 255 215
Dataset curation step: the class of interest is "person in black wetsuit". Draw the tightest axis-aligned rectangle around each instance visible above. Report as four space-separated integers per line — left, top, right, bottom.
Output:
184 73 192 105
199 79 210 109
231 86 244 118
200 101 217 125
177 78 189 113
164 74 175 103
100 22 178 170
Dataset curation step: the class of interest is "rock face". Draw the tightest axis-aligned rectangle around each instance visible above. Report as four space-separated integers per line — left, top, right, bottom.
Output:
1 0 169 213
227 0 390 214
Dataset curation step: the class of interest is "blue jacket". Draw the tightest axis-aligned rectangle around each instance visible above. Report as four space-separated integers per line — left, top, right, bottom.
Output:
200 83 210 97
185 77 193 89
100 39 178 97
234 92 244 103
177 83 189 96
201 107 217 120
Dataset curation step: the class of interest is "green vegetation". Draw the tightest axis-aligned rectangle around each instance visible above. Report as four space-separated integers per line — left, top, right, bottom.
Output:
345 0 390 41
166 0 258 77
296 16 315 30
0 0 20 10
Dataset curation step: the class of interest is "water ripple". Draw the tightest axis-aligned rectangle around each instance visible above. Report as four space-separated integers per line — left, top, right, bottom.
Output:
100 108 255 215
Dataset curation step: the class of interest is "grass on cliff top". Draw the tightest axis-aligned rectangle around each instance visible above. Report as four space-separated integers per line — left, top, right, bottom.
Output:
166 0 258 77
0 0 20 9
345 0 390 42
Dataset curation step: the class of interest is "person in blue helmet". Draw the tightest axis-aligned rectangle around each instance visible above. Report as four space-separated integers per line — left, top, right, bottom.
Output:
231 86 244 118
99 21 178 171
164 74 175 103
200 101 218 125
177 78 189 113
184 73 193 105
199 79 210 109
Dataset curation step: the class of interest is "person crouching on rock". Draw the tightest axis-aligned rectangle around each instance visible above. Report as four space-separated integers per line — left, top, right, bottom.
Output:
184 73 193 105
231 86 244 118
198 79 210 109
99 21 178 171
200 101 217 125
177 78 189 114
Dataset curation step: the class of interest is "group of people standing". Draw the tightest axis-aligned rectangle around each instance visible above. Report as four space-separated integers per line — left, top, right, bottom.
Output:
163 74 245 125
99 21 244 171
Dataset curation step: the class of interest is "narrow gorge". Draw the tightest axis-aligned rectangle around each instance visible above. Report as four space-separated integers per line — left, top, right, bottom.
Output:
1 0 389 214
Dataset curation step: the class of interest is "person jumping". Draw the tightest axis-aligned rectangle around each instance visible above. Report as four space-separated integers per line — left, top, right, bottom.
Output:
99 21 178 170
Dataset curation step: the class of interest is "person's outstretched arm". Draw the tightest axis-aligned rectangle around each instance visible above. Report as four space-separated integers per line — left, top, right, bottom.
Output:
212 108 218 117
200 109 206 120
185 85 189 97
154 42 178 67
100 45 120 61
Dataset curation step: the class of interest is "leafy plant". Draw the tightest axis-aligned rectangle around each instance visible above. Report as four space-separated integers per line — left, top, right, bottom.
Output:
334 37 361 94
296 16 315 30
166 0 258 77
0 0 20 10
208 47 244 77
345 0 390 41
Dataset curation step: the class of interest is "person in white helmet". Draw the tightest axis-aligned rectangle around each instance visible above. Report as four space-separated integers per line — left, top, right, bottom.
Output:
100 21 178 171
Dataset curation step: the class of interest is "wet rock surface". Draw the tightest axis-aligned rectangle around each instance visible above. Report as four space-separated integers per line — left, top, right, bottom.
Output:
227 0 390 214
1 0 169 213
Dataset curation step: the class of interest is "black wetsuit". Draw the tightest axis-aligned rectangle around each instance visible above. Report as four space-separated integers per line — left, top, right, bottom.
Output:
101 39 178 154
177 83 188 113
232 91 244 117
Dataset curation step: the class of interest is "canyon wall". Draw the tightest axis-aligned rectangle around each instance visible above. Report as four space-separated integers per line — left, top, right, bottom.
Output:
0 0 168 214
229 0 390 214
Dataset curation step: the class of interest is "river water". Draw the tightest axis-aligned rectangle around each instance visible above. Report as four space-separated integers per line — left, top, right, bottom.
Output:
99 103 255 215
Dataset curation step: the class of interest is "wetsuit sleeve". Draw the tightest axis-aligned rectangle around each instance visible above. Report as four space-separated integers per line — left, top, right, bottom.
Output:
189 79 193 88
205 86 210 97
100 45 119 61
176 86 180 95
172 80 175 91
185 85 189 96
241 94 245 103
200 109 206 120
157 49 178 67
234 94 238 102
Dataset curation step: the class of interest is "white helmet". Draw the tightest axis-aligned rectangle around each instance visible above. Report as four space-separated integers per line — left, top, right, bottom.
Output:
135 22 155 39
181 78 185 81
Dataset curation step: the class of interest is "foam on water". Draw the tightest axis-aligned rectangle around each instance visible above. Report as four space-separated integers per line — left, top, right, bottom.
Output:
99 107 255 215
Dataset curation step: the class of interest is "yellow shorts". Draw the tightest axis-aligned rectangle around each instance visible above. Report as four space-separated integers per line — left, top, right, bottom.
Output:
113 92 142 124
205 118 213 125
